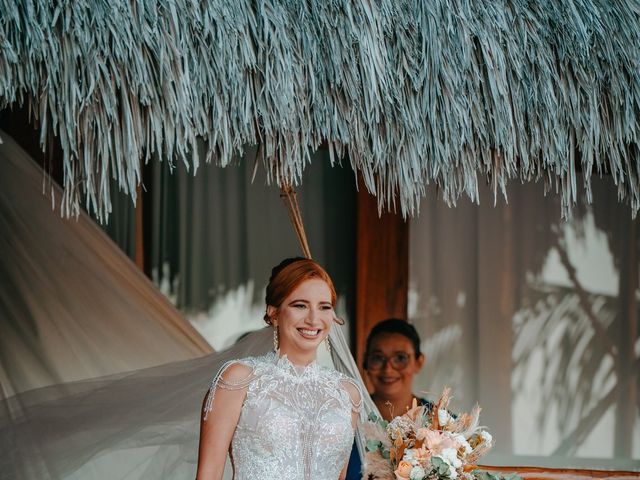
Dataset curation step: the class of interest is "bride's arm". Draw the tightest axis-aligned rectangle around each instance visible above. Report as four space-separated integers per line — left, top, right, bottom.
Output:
195 362 253 480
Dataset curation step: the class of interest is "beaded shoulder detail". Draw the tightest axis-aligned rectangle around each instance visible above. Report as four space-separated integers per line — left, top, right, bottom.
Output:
202 359 256 420
202 352 361 419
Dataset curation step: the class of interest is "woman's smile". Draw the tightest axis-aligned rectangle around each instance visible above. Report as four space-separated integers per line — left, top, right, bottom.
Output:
297 328 321 338
267 278 334 363
377 375 401 384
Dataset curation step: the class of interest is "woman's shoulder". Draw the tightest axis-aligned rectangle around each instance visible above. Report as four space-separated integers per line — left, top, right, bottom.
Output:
203 357 263 419
219 361 254 382
319 365 358 385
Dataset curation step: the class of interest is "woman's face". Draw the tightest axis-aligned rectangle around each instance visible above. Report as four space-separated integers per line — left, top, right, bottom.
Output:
365 332 424 400
267 278 334 357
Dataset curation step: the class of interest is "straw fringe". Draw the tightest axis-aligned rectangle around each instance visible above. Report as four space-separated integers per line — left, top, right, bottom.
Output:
1 0 639 220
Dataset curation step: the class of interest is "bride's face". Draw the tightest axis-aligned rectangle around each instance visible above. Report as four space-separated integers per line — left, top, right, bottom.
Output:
268 278 334 357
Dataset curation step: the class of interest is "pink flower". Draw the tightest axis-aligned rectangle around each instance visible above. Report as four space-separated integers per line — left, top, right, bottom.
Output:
405 446 432 465
416 429 461 454
394 460 413 479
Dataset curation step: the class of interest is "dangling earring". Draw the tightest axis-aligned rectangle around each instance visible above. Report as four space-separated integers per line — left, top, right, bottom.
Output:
325 336 331 353
273 325 279 351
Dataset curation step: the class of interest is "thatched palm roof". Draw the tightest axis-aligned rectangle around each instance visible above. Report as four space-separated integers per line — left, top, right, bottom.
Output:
1 0 639 219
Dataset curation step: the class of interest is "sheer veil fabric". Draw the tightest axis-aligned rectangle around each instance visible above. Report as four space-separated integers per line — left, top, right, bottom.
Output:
1 329 270 479
1 327 374 479
0 130 212 399
0 131 375 479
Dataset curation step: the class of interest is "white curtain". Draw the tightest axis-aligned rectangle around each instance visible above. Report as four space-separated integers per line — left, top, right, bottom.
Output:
105 144 358 351
409 180 640 470
146 144 357 313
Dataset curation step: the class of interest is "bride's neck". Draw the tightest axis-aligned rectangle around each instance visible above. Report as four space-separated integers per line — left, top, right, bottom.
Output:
278 347 316 367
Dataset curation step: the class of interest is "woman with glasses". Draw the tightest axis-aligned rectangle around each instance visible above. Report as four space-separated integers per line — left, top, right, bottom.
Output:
346 318 430 480
363 318 429 420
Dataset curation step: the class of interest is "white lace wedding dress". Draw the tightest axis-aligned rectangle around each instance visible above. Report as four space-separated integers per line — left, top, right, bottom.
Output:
205 351 361 480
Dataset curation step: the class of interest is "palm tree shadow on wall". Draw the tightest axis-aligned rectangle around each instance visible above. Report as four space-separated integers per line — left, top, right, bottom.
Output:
512 179 639 459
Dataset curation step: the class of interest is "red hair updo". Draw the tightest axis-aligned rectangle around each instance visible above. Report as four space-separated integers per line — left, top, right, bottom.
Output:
263 257 338 325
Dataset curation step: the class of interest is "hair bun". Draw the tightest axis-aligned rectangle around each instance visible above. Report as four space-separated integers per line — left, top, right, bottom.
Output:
269 257 307 283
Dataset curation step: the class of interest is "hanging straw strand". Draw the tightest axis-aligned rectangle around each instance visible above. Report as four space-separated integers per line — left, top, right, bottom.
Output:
279 180 312 259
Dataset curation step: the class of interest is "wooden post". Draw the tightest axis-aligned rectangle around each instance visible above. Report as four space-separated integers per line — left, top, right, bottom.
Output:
135 182 144 271
355 185 410 375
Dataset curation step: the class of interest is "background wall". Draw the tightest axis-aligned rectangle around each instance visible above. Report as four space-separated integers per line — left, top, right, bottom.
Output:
409 178 639 470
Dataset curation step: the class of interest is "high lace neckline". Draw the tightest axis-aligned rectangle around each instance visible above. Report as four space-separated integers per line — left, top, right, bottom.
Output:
270 350 319 376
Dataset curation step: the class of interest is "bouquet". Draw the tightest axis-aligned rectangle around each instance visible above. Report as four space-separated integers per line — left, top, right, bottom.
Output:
362 388 509 480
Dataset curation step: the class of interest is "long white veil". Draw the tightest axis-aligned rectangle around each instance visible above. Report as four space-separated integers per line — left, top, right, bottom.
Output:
1 330 268 480
1 328 373 479
0 131 374 479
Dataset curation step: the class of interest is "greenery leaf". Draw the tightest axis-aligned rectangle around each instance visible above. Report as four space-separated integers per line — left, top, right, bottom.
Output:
366 439 382 452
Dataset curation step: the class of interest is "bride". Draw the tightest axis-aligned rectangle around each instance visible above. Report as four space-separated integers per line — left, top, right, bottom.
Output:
195 258 362 480
1 256 368 480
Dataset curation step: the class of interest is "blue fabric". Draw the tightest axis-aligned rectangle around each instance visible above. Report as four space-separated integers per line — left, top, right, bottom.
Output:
345 442 362 480
345 398 434 480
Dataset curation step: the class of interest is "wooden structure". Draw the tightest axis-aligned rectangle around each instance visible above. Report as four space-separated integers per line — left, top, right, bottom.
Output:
477 465 640 480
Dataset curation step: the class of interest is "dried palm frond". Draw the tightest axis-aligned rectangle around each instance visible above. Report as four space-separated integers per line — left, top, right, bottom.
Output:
466 438 494 465
2 0 639 221
362 451 395 480
450 405 481 436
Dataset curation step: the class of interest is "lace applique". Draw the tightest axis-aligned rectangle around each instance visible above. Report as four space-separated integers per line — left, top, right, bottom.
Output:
207 351 357 480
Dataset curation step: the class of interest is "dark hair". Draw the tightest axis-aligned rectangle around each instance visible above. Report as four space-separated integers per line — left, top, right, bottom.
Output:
363 318 422 369
263 257 337 324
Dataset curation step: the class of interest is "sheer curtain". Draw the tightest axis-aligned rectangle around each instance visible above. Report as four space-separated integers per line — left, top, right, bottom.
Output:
409 180 639 470
140 145 357 350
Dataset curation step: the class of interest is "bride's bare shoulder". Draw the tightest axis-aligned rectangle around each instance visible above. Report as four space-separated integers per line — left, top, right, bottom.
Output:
220 361 254 383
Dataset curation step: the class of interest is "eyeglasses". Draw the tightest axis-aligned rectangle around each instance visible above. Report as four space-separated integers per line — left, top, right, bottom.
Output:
366 352 413 370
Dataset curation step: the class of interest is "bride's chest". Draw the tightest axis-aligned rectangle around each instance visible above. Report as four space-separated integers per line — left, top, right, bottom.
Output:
234 372 352 446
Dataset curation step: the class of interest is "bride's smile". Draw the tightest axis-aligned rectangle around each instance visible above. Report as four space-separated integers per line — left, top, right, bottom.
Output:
298 328 320 338
267 277 334 364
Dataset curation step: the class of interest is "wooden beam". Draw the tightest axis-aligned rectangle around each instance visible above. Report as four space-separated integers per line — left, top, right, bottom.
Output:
355 184 409 375
475 465 640 480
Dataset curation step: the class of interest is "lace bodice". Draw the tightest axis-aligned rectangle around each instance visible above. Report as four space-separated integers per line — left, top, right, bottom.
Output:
204 351 360 480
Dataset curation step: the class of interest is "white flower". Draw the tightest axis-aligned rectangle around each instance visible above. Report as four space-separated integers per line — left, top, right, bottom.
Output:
438 409 451 426
480 431 493 445
410 465 426 479
403 449 414 461
449 465 458 479
388 416 415 441
440 448 462 469
454 434 472 454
